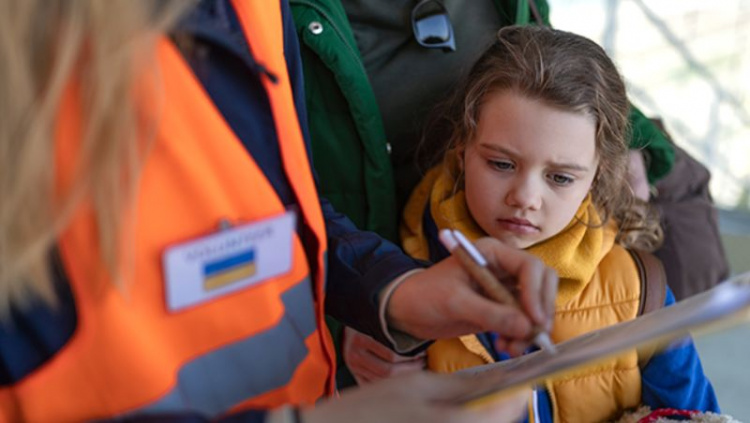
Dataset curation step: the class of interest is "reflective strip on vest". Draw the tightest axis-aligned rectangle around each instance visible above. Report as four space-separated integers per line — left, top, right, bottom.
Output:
124 280 316 418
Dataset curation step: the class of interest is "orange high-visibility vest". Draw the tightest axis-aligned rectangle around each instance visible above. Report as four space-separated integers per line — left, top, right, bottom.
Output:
0 1 335 421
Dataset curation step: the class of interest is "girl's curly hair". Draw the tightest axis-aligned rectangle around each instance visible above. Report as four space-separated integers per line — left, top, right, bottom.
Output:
418 25 662 251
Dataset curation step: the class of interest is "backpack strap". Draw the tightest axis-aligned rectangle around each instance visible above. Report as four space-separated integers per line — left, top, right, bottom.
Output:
628 249 667 367
629 249 667 316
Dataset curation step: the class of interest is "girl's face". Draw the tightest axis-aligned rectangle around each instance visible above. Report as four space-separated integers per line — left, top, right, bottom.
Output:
463 91 598 249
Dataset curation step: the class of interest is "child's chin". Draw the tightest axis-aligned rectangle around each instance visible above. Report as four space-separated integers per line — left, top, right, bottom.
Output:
495 235 538 250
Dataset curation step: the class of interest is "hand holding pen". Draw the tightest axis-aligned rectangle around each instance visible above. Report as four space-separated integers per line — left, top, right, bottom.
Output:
385 231 558 354
439 228 557 353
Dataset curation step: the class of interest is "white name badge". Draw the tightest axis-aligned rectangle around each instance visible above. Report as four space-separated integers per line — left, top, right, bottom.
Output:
163 211 296 312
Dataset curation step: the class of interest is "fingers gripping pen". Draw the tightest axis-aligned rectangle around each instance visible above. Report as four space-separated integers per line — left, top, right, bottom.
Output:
439 229 556 353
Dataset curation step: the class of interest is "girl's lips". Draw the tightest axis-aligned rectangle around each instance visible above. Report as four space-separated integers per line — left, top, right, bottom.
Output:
496 218 540 235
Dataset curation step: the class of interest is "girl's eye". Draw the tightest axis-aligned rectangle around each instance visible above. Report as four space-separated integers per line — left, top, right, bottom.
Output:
489 160 514 171
549 173 574 186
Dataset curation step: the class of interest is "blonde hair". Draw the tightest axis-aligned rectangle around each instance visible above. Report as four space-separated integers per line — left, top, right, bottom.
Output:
420 25 662 251
0 0 193 316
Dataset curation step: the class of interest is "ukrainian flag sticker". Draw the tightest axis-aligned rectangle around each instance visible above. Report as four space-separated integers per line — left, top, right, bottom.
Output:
203 249 257 291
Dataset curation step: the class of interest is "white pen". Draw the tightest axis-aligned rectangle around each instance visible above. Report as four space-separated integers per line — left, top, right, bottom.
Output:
439 228 557 353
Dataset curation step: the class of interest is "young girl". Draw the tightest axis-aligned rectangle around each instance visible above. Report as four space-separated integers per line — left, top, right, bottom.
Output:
401 26 719 422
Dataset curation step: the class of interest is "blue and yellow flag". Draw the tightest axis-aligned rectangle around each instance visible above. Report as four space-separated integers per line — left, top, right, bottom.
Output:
203 249 256 291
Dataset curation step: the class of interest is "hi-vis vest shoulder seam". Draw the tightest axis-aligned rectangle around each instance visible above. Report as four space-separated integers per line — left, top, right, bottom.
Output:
0 2 334 421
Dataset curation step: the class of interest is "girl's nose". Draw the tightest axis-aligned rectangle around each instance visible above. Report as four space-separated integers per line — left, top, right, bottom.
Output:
505 177 542 211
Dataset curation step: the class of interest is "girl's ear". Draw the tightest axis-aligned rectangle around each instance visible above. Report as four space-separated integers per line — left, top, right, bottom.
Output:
456 144 466 172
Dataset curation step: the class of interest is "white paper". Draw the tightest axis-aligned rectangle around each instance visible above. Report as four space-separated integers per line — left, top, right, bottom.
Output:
451 271 750 405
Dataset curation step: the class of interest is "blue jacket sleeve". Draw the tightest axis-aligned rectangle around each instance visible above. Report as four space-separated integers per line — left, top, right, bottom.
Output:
640 287 720 412
320 199 425 345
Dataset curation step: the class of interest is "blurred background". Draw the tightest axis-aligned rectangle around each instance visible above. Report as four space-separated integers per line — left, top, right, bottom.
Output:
548 0 750 418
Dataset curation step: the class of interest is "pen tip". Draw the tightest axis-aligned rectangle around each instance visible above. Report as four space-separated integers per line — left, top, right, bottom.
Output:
439 229 458 251
535 332 557 354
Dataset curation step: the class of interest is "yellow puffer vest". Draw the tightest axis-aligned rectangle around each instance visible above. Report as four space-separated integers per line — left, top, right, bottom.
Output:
429 245 642 423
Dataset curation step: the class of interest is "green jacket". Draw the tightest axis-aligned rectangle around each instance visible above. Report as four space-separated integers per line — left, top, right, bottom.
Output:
291 0 398 241
291 0 672 243
629 106 675 183
291 0 554 388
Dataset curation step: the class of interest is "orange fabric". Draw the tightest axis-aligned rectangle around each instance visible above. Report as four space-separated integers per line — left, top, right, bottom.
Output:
427 338 489 373
2 2 334 421
231 0 335 392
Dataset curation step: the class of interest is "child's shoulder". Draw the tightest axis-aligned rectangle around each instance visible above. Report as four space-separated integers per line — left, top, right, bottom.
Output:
598 245 641 287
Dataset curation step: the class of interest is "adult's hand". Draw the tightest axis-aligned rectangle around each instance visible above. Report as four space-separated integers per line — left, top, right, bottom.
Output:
302 372 529 423
387 237 557 355
343 326 425 385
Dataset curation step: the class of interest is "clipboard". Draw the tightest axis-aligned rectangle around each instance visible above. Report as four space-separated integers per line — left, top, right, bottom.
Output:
448 271 750 407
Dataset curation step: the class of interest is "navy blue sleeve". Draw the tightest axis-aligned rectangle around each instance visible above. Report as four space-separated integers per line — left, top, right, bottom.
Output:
640 287 720 412
321 199 426 344
278 0 426 344
0 251 77 386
